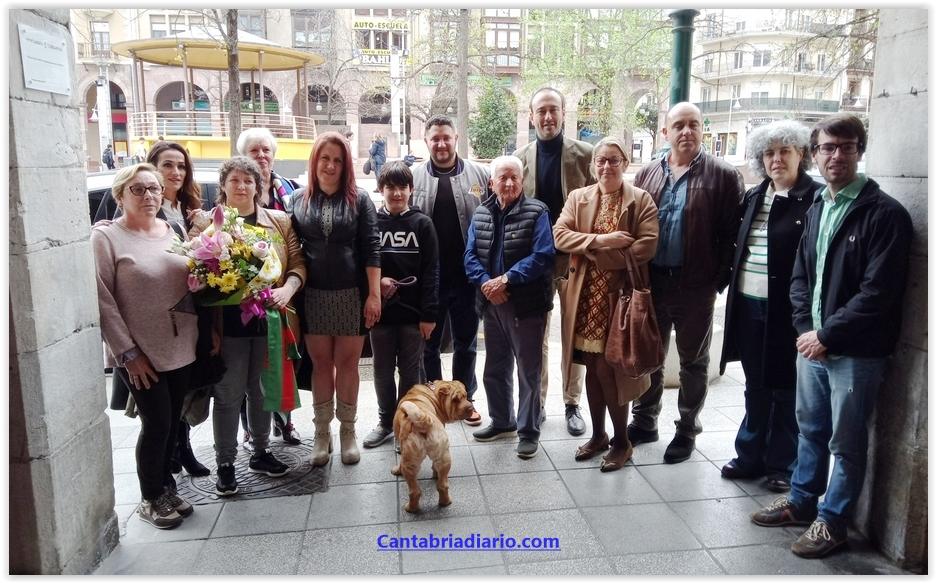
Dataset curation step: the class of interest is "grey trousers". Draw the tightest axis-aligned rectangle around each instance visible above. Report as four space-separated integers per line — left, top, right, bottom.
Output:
213 336 272 465
481 302 547 441
631 271 716 438
370 323 426 429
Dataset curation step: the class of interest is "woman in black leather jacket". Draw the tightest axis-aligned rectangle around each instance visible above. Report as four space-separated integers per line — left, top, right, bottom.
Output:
291 131 381 467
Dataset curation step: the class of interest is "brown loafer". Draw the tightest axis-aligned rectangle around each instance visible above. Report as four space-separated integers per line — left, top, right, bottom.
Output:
574 433 610 461
600 440 634 472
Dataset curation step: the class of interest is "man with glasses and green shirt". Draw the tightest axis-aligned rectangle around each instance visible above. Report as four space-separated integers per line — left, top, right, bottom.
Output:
750 113 913 558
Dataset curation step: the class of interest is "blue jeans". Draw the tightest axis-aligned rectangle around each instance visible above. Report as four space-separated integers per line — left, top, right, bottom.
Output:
789 353 887 532
731 297 798 479
481 302 546 441
371 324 426 428
423 274 479 399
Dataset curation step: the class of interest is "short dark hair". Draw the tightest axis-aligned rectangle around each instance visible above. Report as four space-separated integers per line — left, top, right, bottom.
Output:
217 156 264 206
529 87 565 111
425 114 455 133
810 113 867 153
377 160 414 190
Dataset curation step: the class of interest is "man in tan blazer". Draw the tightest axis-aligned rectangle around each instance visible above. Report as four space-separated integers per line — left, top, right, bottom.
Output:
513 87 595 436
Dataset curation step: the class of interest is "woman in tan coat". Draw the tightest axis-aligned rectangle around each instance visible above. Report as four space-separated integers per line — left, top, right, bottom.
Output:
553 137 659 472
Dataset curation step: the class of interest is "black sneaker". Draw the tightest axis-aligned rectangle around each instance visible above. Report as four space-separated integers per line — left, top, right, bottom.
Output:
164 486 193 517
138 494 183 529
517 439 539 459
249 449 291 477
215 463 239 496
472 424 518 442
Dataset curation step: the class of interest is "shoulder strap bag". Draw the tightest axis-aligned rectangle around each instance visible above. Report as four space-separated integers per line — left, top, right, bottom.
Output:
604 250 665 378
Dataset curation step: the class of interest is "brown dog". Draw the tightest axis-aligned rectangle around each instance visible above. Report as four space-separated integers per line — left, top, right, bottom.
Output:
390 380 475 513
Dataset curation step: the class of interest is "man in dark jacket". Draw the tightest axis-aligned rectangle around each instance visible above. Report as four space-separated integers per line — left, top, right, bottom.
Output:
464 156 555 460
629 102 745 464
750 114 912 559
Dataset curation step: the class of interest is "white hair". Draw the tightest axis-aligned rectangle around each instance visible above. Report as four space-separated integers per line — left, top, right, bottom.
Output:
490 155 522 178
236 127 278 157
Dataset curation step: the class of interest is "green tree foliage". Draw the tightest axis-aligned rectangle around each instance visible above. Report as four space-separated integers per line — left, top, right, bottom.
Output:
522 9 671 137
467 80 517 159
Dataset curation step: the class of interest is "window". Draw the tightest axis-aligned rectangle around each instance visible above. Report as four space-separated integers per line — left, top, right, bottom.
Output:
704 53 714 74
391 31 406 51
293 10 333 48
701 88 711 103
238 10 265 38
796 52 809 72
484 9 521 17
751 92 769 105
374 31 389 50
392 9 407 17
731 84 742 103
372 9 388 17
816 53 826 72
780 83 789 104
91 21 110 53
815 90 824 102
753 50 771 67
355 9 370 15
797 86 806 100
735 21 746 32
733 51 744 69
704 15 716 37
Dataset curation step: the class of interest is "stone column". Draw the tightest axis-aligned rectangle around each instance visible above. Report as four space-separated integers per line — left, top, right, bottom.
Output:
854 8 928 574
9 9 118 574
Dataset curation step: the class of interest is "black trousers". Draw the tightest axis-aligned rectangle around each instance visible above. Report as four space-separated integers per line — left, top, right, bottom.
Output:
120 364 192 501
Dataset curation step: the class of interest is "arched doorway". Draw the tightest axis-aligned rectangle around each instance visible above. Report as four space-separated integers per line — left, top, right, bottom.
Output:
84 81 129 169
240 82 278 114
153 82 211 137
295 84 346 126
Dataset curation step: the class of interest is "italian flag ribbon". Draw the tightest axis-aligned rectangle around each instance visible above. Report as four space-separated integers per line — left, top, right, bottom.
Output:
261 307 302 413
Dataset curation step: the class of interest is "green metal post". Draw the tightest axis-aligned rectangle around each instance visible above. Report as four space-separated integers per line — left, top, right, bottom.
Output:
668 9 700 106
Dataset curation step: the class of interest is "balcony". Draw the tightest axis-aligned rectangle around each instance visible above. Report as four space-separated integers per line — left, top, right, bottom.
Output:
78 42 114 60
697 97 840 115
697 62 825 80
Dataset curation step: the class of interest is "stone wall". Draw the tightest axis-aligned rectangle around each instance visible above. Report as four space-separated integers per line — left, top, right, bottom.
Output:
854 8 928 574
9 9 119 574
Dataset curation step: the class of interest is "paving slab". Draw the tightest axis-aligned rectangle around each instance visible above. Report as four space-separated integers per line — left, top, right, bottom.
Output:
581 503 702 555
192 532 303 575
479 471 576 514
492 509 604 564
610 549 725 575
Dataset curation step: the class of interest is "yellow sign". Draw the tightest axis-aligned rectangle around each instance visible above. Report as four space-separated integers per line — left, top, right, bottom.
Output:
353 20 409 30
360 49 391 56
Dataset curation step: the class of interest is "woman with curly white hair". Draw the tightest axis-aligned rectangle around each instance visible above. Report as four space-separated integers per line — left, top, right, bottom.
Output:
718 120 824 493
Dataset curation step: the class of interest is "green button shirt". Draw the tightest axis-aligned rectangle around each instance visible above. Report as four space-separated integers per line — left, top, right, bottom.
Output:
812 174 869 330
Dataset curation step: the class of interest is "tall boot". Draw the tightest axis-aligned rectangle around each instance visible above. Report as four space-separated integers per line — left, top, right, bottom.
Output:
177 421 210 477
335 400 361 465
310 399 334 467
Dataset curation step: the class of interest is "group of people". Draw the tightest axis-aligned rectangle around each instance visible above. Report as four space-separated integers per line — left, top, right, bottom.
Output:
93 88 912 561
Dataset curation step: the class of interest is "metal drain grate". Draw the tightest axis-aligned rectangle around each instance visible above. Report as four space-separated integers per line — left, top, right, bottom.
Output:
175 441 329 504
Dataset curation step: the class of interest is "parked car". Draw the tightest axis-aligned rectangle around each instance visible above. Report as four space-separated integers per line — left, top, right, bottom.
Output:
88 167 220 224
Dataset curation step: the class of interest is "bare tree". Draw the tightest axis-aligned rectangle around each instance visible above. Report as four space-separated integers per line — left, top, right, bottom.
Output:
223 9 241 153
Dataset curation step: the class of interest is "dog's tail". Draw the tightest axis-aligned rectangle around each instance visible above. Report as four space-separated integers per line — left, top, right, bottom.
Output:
400 401 434 434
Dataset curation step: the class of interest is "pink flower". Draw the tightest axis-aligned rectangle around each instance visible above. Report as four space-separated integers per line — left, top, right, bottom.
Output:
192 230 227 263
212 205 225 229
187 273 206 292
251 241 270 259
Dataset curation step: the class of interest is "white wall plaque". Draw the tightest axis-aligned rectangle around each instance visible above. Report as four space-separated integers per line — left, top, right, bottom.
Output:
18 24 71 96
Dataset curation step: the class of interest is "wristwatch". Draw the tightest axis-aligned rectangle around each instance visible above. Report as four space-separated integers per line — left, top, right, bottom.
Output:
500 274 509 285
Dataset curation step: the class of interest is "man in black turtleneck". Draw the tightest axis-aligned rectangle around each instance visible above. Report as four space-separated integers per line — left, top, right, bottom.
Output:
412 115 491 426
513 87 595 437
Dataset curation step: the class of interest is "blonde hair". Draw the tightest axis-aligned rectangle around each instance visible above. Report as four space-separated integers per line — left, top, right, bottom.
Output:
112 163 163 203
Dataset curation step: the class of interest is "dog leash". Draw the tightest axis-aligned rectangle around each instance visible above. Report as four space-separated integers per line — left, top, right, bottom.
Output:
381 276 418 309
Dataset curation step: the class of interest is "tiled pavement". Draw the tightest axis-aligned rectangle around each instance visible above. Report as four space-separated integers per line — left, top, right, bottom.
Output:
95 301 908 575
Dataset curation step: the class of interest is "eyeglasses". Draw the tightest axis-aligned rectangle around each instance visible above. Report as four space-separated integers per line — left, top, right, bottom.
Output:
813 142 862 155
126 184 165 197
594 157 625 167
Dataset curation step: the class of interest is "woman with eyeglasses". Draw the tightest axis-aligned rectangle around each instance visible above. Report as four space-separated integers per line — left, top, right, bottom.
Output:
553 137 659 472
718 120 823 492
92 164 199 529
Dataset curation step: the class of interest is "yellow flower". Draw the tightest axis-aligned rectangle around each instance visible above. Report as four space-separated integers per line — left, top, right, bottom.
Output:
219 259 234 273
206 272 223 288
219 272 240 293
187 258 196 270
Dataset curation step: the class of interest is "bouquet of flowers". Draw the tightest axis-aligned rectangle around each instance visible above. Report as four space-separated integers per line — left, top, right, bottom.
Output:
170 205 301 412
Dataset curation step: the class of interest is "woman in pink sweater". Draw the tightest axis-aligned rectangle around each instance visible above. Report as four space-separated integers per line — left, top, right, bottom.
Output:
92 164 199 530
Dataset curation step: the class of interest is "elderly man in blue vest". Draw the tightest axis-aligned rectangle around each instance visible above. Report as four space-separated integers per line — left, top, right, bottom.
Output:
464 156 556 460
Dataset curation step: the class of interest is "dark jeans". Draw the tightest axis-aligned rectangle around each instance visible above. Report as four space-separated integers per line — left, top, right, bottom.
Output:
632 269 715 438
371 324 426 428
481 303 546 441
121 364 192 501
423 274 479 399
732 297 799 478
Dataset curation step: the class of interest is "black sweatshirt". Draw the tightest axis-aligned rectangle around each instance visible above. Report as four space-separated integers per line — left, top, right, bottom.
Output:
375 205 440 326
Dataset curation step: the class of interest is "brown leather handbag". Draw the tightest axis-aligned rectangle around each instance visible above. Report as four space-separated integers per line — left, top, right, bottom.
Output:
605 250 665 378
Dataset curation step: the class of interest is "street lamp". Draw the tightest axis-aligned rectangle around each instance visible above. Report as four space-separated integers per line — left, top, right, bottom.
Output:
316 99 322 112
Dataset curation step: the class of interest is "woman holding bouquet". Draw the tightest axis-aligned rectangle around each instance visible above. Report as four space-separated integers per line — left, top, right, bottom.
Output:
191 156 306 496
292 132 381 466
236 127 303 447
92 164 198 529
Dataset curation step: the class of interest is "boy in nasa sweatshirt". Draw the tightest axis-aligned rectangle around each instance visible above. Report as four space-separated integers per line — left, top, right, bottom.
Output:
362 161 440 449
